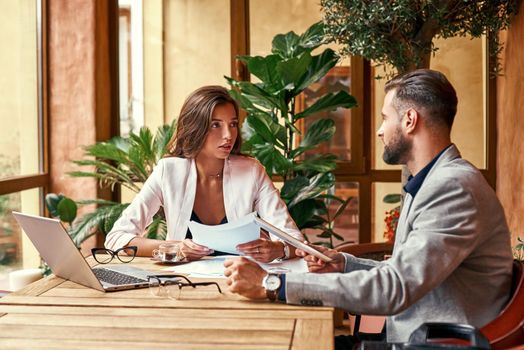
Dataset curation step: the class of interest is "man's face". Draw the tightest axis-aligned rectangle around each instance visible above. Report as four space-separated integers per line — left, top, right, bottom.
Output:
377 90 412 165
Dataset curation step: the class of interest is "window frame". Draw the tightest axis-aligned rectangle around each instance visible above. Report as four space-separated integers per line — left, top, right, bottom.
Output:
0 0 49 204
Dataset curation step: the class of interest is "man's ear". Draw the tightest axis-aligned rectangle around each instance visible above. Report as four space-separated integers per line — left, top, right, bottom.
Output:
403 108 419 134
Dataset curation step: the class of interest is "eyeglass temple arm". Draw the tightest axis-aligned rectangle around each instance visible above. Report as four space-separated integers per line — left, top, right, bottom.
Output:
192 282 222 293
148 274 192 283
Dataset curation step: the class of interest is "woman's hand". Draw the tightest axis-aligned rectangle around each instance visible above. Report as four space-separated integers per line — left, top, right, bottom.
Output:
236 234 285 263
296 243 345 273
179 239 213 261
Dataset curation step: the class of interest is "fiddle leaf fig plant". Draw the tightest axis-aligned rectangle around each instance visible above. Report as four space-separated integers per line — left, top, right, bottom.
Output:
45 122 176 246
226 21 357 247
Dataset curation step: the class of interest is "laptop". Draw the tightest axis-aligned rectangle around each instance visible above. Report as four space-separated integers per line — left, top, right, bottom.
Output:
12 211 151 292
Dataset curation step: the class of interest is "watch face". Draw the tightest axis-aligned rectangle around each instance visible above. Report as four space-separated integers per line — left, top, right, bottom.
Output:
264 274 281 291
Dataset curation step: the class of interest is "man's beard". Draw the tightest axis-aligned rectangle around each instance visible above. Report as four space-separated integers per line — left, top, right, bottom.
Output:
382 129 411 165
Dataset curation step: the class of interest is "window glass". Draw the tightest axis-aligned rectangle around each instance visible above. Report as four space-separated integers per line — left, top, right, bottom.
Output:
0 0 40 179
0 188 41 290
118 0 144 137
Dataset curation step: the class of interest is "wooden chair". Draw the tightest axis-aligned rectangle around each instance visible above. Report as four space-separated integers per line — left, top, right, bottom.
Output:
481 260 524 349
335 241 394 334
336 242 394 262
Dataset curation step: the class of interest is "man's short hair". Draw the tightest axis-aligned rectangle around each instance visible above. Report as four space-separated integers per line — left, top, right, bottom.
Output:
385 69 458 129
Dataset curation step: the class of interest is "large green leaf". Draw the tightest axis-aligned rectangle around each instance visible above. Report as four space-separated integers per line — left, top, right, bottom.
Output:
252 143 292 177
383 193 401 203
288 172 336 207
229 89 261 114
293 154 338 173
288 199 318 229
280 176 310 202
235 81 286 111
295 49 339 93
271 31 300 58
276 52 312 89
290 119 336 158
294 91 358 120
298 21 325 50
245 114 278 144
57 197 78 225
245 113 287 147
239 55 283 90
45 193 63 217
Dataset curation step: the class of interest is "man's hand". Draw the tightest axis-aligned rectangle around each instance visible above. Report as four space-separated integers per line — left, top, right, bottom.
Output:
224 257 267 300
296 243 345 273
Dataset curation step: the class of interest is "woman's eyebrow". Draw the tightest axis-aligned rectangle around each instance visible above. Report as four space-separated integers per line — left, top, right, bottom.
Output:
211 117 239 121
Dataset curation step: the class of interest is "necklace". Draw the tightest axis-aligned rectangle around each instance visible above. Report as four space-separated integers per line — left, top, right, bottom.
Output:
207 173 222 178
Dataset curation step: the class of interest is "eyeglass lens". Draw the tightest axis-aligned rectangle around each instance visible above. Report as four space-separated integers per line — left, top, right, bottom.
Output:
116 247 136 263
148 278 182 300
92 247 136 264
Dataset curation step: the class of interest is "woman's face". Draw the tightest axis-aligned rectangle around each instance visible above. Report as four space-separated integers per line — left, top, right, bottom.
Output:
198 103 238 160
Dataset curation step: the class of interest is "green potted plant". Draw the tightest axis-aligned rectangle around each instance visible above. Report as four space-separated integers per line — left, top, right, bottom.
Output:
227 22 357 247
320 0 519 75
45 123 176 246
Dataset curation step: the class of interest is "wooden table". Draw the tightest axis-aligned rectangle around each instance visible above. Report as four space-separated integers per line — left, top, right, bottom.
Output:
0 257 334 349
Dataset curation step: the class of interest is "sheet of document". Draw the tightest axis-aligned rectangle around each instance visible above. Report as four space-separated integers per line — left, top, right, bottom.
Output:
162 256 308 278
188 212 260 254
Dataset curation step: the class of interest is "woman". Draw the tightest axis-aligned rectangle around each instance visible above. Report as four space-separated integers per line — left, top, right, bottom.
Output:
105 86 302 262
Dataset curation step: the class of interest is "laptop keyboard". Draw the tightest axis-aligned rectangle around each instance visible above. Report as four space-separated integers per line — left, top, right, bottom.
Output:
93 268 147 285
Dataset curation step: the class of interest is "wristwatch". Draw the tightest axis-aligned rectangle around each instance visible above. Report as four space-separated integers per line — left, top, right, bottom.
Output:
276 242 290 261
262 273 281 301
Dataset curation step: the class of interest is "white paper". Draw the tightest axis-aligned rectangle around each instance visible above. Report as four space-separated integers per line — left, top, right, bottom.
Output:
163 256 308 278
188 212 260 254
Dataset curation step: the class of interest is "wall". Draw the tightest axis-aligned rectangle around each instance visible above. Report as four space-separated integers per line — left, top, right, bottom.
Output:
48 0 117 251
497 3 524 245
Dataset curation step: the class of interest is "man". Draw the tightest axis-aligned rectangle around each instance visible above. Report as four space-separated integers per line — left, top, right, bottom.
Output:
224 69 513 344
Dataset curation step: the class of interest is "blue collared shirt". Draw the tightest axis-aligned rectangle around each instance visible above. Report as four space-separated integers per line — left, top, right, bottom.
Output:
403 144 452 198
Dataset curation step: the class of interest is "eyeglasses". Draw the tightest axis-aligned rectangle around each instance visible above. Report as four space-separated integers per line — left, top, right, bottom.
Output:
148 274 222 300
91 246 138 264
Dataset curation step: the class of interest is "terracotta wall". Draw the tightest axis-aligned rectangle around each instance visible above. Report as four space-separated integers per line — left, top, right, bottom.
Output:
497 3 524 244
48 0 117 249
48 0 97 201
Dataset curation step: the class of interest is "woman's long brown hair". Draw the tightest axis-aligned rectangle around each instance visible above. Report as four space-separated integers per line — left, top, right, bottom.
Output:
165 86 241 158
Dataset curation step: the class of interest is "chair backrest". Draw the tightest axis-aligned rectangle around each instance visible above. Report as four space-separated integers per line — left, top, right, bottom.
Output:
335 242 394 261
481 260 524 349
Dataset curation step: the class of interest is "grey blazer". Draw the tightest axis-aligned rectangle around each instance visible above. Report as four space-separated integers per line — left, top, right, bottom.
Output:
285 145 513 342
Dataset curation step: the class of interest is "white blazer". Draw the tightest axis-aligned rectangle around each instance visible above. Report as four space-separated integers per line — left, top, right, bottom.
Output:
105 155 302 250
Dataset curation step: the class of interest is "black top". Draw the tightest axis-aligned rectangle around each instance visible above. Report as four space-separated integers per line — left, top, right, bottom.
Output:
403 144 452 198
186 211 232 256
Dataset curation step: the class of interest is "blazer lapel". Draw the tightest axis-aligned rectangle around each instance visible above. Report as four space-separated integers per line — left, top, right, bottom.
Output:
222 157 235 221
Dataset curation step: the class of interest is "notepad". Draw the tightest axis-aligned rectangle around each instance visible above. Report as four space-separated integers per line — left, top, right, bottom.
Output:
188 212 260 254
